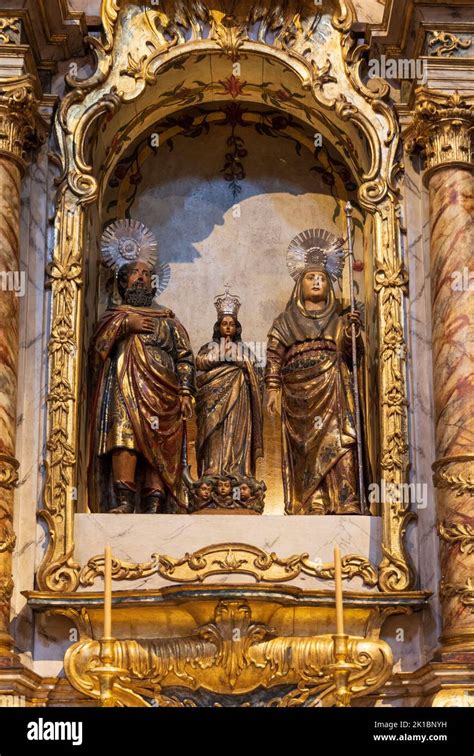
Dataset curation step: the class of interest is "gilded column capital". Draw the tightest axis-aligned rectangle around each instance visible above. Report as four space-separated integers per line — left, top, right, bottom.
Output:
0 74 47 174
404 88 474 183
0 454 19 490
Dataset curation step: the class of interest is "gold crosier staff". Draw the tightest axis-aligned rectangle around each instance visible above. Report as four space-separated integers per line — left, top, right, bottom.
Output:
344 202 366 514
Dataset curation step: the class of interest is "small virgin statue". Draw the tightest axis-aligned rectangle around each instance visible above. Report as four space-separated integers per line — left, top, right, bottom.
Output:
195 287 264 478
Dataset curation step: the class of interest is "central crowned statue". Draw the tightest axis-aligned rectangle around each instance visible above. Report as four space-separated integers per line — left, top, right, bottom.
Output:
195 286 263 479
87 220 195 514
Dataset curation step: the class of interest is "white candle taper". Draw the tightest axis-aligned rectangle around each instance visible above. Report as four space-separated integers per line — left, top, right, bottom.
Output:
104 545 112 638
334 544 344 635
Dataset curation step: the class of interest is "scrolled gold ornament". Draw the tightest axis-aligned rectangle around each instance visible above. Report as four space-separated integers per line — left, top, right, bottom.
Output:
0 17 21 45
64 597 393 705
438 521 474 555
428 31 472 58
0 76 47 171
0 454 19 490
0 575 14 601
0 529 16 554
440 578 474 609
79 543 378 588
432 455 474 497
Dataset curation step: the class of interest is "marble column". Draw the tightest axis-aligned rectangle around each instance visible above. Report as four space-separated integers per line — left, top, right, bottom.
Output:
0 76 44 665
407 89 474 660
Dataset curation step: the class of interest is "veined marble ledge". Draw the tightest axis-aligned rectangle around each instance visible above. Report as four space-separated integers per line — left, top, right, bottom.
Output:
36 513 384 593
30 513 430 641
36 514 388 592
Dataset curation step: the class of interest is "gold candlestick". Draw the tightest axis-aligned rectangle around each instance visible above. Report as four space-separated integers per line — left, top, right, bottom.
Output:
95 545 126 707
321 545 361 706
95 637 128 708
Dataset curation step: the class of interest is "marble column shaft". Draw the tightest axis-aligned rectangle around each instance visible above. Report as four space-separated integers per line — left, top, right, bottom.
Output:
429 165 474 656
409 90 474 658
0 76 44 665
0 158 21 664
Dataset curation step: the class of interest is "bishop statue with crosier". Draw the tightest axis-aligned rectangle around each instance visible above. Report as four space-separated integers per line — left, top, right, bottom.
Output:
265 226 369 516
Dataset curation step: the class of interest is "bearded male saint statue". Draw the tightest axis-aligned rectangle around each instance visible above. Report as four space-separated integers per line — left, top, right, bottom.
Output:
87 220 195 514
265 229 368 516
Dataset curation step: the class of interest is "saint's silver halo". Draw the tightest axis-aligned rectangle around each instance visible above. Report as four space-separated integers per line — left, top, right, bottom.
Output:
101 219 159 272
287 228 345 282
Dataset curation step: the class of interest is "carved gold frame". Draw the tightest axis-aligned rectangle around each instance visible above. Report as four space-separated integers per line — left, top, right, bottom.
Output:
37 0 413 594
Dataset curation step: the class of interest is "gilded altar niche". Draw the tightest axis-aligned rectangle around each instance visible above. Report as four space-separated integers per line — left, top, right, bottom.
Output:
26 0 427 706
86 101 372 516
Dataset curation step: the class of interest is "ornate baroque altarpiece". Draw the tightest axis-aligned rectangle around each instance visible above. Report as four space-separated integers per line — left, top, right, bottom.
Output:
16 0 443 707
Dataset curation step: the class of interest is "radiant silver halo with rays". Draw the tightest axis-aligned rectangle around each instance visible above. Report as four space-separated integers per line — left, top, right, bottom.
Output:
101 219 159 271
287 228 346 282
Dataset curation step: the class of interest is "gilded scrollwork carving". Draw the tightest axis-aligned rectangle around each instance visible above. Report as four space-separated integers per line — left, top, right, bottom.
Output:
0 454 19 490
331 0 356 33
210 13 247 61
120 39 180 85
440 578 474 610
434 471 474 497
0 537 15 554
266 636 392 707
152 694 197 707
101 0 121 52
0 526 16 554
340 33 389 103
45 607 93 640
64 599 393 705
79 544 378 587
337 10 398 184
0 575 13 602
36 208 84 592
102 0 329 56
370 199 413 592
0 17 21 45
428 31 472 58
199 601 270 687
439 521 474 555
365 605 412 640
433 456 474 498
0 454 19 554
0 470 15 559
